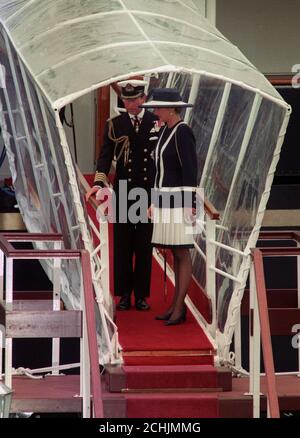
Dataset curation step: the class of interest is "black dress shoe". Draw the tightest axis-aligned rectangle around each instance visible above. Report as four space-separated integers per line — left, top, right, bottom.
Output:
117 296 131 310
164 313 186 326
135 298 150 311
155 311 172 321
164 307 187 326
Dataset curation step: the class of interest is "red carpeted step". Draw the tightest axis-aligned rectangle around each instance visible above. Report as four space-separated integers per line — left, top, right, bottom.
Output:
106 364 232 392
117 306 214 353
117 259 215 365
123 355 214 366
125 393 219 418
124 365 218 390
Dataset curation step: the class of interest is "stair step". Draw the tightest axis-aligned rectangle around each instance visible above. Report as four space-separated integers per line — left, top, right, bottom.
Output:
103 390 218 418
11 375 81 413
0 300 81 338
105 392 218 418
242 289 298 314
4 300 55 310
13 291 53 300
269 308 300 335
103 375 300 418
122 352 214 366
105 364 231 392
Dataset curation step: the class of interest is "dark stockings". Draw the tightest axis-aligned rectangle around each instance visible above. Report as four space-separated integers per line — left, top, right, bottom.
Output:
168 247 192 320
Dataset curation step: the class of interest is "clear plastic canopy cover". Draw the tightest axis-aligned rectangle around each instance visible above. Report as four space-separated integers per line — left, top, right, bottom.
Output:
0 0 285 108
0 1 290 350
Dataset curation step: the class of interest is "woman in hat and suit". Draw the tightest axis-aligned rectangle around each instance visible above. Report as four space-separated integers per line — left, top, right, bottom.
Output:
141 88 198 326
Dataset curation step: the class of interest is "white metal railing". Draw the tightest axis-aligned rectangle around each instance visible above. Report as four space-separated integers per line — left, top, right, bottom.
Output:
205 216 217 336
249 260 262 417
240 234 300 418
0 234 103 418
77 170 120 363
253 232 300 379
248 249 280 418
0 34 119 366
193 211 249 343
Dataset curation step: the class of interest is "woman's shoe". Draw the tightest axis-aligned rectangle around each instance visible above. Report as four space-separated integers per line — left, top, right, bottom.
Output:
164 314 186 326
164 309 186 326
155 311 172 321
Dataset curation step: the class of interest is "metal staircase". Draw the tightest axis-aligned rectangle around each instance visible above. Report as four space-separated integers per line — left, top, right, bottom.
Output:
0 232 103 417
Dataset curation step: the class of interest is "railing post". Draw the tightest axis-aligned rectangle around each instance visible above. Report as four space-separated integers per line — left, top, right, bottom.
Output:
249 259 261 417
206 216 216 336
249 261 254 396
52 241 62 375
252 249 280 418
0 326 2 380
234 307 242 371
80 269 91 419
0 249 4 378
98 211 110 308
0 250 4 302
5 258 13 388
81 250 104 418
253 267 261 418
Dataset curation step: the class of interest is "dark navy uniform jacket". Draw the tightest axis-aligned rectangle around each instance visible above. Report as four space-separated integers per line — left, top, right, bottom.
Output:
94 111 158 197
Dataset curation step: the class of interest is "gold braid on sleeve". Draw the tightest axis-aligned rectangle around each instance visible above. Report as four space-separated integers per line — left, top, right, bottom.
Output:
108 119 130 166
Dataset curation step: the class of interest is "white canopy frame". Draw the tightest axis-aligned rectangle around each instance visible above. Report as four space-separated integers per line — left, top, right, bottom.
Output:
0 1 291 366
0 1 285 110
0 29 119 365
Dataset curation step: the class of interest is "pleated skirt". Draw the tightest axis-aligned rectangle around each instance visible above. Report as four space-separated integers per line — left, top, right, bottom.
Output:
151 207 194 248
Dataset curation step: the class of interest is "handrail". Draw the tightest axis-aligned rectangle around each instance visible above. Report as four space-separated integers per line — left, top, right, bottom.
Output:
251 248 280 418
204 198 220 220
208 238 246 256
0 234 104 417
222 230 300 243
233 230 300 381
0 234 81 258
210 265 242 283
77 169 100 212
258 247 300 256
259 230 300 244
77 168 109 225
76 168 119 365
81 250 104 418
1 233 63 241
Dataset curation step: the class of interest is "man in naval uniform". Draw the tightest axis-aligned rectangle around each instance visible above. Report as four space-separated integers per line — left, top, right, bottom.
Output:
86 79 158 311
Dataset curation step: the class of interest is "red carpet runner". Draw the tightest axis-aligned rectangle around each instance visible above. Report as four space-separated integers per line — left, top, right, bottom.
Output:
126 393 218 418
85 174 218 417
84 174 214 364
116 257 214 365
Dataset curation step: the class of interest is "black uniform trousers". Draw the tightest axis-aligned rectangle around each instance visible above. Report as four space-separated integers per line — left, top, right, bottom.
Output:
113 219 153 299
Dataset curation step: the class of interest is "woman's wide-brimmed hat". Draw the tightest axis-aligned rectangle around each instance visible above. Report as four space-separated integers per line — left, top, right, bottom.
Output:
140 88 193 108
